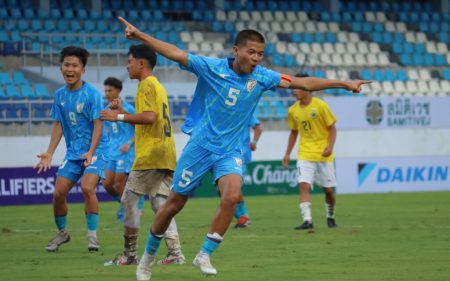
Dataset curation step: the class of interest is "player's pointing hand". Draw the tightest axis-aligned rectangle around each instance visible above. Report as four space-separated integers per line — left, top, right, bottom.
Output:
118 16 140 40
346 80 372 93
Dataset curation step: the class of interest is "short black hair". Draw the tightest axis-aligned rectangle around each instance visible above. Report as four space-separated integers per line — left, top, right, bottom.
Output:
128 44 157 69
234 29 265 46
104 77 122 91
295 73 310 78
60 46 89 67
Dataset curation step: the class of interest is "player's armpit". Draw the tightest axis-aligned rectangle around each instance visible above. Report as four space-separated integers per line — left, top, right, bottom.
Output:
278 74 292 88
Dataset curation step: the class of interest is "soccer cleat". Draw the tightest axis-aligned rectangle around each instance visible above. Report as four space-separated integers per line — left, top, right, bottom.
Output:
136 253 155 281
193 252 217 275
157 252 186 265
234 216 251 228
327 218 338 228
104 254 139 266
87 235 100 252
294 221 314 230
45 230 71 252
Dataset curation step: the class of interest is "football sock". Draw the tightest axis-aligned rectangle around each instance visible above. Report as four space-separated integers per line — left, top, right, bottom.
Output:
300 202 312 222
326 203 335 218
138 196 145 211
145 230 163 255
86 213 99 231
234 202 244 219
200 232 223 255
55 215 67 231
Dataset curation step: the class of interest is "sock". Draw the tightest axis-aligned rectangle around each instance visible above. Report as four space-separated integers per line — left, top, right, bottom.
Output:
300 202 312 222
234 202 249 220
200 232 223 256
113 195 121 203
138 196 145 211
86 213 99 231
145 230 163 255
326 203 335 219
55 215 67 231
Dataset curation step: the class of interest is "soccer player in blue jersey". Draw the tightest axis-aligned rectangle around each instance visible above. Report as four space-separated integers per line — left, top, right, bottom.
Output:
118 17 370 280
35 46 108 252
101 77 138 222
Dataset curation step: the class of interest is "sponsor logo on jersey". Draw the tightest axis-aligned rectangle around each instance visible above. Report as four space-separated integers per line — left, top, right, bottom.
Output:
234 157 243 167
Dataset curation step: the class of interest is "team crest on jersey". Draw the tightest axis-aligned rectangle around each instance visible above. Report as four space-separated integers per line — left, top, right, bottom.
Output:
310 109 318 119
234 157 243 167
246 79 257 92
76 103 84 113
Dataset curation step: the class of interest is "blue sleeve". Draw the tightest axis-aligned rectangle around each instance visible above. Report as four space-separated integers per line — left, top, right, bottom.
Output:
179 53 213 77
89 90 103 121
250 116 261 128
50 92 62 121
261 67 281 91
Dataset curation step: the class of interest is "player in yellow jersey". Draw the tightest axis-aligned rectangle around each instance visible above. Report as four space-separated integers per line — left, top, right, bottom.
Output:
100 44 185 266
282 74 338 231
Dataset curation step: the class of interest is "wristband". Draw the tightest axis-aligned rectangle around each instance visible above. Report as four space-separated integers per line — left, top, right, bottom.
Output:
251 140 257 145
117 114 125 121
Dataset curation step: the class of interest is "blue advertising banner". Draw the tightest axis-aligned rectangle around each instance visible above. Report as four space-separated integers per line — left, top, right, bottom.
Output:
0 167 113 206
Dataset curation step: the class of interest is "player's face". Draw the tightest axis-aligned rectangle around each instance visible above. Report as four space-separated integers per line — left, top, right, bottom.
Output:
233 40 264 74
127 54 142 79
293 88 311 100
60 56 85 89
104 85 120 102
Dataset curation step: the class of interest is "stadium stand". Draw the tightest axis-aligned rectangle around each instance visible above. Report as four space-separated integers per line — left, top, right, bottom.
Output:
0 0 449 134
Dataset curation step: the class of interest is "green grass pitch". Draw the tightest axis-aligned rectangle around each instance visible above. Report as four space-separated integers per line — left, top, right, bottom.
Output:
1 191 449 281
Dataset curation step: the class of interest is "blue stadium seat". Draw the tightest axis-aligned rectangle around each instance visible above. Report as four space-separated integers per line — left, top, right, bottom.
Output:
385 69 396 81
5 85 20 99
0 86 7 100
13 71 27 85
10 8 21 18
0 72 12 85
23 8 34 19
20 84 33 99
37 8 49 19
34 84 51 99
396 69 408 81
443 69 450 80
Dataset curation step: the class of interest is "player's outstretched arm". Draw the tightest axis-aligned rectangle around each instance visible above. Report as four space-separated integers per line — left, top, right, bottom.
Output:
290 76 371 93
118 16 188 67
35 122 63 173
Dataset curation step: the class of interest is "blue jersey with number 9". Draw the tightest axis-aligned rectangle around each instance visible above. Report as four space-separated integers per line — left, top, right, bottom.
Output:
50 82 107 160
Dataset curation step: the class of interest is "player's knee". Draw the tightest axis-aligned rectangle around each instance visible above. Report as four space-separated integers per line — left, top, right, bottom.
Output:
80 185 96 197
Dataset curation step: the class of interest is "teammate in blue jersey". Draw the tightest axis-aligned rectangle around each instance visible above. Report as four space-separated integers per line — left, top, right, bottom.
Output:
118 17 371 280
35 46 107 252
101 77 138 222
233 115 262 228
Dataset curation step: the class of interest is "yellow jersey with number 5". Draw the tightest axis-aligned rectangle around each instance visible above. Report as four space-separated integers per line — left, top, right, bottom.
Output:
132 76 176 170
287 97 336 162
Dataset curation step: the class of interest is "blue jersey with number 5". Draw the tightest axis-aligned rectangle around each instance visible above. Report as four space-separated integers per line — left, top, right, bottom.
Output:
50 82 107 160
180 54 280 154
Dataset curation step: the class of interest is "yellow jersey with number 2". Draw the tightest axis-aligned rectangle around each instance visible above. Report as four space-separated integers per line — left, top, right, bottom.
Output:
132 76 176 171
287 97 336 162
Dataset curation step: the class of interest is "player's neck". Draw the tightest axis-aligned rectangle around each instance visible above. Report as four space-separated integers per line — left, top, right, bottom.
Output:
66 80 83 92
138 70 153 81
299 95 312 106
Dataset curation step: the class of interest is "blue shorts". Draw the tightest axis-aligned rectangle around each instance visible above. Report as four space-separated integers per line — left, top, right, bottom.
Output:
57 155 107 183
106 159 133 174
172 142 243 196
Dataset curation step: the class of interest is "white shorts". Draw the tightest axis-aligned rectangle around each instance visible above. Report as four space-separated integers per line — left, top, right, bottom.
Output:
297 160 336 188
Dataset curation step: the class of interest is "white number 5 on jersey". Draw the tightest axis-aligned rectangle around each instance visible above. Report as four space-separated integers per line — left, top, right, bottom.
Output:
225 88 240 106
